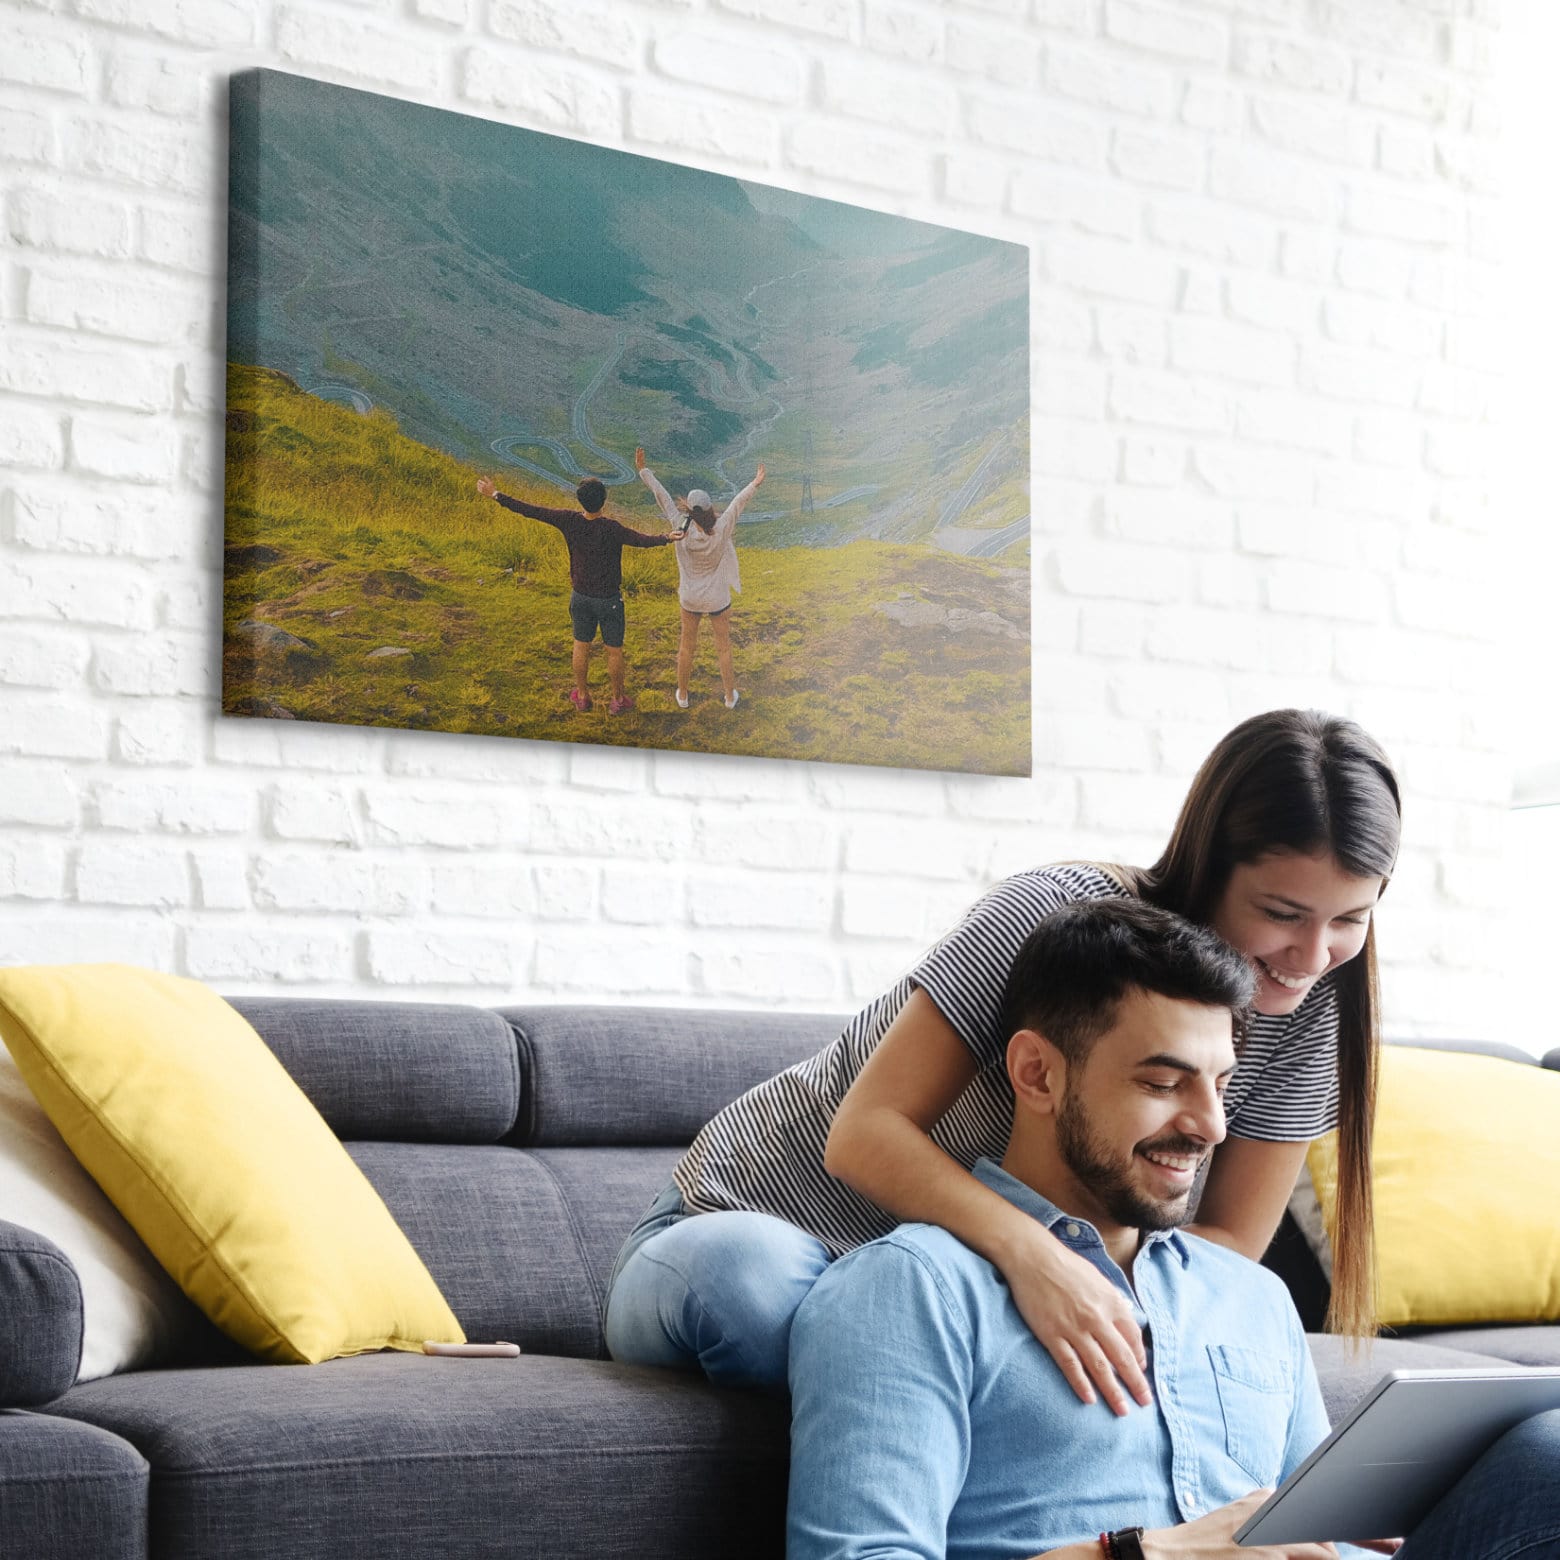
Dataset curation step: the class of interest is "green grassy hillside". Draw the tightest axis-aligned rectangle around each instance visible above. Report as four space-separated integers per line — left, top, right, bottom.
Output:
222 363 1030 774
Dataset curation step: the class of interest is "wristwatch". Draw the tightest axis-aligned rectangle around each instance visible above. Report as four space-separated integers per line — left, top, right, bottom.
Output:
1108 1528 1146 1560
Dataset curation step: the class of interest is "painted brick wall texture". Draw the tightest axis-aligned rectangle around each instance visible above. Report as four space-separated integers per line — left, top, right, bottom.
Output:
0 0 1506 1036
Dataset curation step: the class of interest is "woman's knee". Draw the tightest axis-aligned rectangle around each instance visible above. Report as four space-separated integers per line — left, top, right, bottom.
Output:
607 1211 830 1384
676 1214 829 1382
664 1211 828 1307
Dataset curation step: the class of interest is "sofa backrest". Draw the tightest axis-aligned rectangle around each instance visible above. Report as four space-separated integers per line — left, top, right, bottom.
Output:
230 998 521 1143
499 1004 839 1146
231 999 843 1361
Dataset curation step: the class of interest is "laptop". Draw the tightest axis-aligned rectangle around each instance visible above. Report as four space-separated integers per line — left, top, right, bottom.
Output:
1236 1366 1560 1546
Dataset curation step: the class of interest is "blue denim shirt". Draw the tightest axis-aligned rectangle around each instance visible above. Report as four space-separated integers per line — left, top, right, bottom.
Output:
787 1158 1335 1560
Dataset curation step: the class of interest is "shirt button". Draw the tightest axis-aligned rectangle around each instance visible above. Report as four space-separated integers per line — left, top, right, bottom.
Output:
1065 1223 1081 1238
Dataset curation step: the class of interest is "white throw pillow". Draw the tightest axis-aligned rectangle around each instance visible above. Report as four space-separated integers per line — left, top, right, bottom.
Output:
0 1048 197 1381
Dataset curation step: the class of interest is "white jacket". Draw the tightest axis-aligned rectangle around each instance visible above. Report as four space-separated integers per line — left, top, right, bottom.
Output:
640 467 758 613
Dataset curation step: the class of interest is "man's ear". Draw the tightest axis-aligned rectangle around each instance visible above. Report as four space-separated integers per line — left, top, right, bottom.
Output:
1007 1028 1066 1118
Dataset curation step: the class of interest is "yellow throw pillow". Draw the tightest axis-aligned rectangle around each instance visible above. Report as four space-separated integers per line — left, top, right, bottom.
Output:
1307 1046 1560 1328
0 964 464 1364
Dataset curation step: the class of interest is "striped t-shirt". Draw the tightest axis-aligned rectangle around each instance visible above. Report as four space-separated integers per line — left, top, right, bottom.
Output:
673 862 1341 1258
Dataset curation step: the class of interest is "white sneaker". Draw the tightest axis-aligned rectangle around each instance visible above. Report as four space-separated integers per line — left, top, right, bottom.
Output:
674 689 689 709
723 689 740 709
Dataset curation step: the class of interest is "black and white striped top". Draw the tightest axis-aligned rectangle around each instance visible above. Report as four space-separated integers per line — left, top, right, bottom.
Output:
673 863 1341 1258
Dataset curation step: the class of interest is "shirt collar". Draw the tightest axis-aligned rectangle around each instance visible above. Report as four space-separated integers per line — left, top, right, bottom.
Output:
971 1157 1191 1266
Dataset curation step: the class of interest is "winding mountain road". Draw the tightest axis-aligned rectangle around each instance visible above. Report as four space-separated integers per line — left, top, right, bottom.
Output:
489 329 636 492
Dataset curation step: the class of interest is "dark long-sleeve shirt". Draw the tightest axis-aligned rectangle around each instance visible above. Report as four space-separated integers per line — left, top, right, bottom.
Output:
494 493 670 597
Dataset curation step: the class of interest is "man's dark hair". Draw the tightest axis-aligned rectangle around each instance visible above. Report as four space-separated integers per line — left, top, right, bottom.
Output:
576 478 607 513
1000 898 1254 1063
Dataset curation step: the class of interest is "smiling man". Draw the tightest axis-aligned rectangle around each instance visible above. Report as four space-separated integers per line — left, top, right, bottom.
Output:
785 898 1559 1560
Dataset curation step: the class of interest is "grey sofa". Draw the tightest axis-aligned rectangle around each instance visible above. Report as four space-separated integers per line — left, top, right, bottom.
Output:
2 1002 1557 1560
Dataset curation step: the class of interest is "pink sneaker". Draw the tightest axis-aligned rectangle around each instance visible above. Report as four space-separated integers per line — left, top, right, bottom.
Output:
569 689 592 712
608 695 634 715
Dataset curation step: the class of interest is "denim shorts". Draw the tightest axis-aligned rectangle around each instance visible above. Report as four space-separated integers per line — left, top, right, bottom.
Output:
569 591 625 647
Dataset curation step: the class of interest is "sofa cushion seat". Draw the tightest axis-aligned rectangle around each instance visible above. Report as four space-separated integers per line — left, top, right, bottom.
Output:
1305 1332 1541 1422
0 1410 148 1560
1402 1325 1560 1367
45 1353 788 1560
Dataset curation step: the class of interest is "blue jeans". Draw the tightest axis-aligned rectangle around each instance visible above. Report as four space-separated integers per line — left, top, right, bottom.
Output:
1399 1407 1560 1559
603 1183 832 1391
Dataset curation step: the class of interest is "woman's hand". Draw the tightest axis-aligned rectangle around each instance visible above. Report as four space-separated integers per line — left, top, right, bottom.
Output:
1003 1226 1152 1415
754 462 766 487
477 476 496 499
634 447 646 471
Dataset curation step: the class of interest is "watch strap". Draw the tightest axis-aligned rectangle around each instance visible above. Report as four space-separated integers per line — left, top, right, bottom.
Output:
1109 1528 1147 1560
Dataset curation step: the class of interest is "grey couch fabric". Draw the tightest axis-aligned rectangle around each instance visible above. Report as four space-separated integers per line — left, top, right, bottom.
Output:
5 999 1559 1560
501 1003 837 1145
54 1353 787 1560
231 998 520 1144
1303 1333 1543 1424
345 1141 678 1359
0 1219 82 1406
1403 1326 1560 1367
0 1410 147 1560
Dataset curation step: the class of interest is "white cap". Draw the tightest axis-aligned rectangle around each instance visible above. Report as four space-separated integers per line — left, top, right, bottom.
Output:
687 489 712 510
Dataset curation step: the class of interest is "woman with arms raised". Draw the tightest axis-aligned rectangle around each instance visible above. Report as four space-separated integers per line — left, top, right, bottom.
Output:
634 446 763 711
604 709 1400 1409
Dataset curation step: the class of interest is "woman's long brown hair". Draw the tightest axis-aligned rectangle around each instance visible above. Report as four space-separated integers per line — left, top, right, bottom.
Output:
1128 709 1401 1338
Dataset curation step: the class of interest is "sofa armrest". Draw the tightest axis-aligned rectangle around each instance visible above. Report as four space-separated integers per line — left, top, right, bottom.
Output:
0 1219 83 1407
0 1411 148 1560
1543 1048 1560 1072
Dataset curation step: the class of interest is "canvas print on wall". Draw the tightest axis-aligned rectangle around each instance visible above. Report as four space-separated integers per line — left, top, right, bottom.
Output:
223 69 1030 775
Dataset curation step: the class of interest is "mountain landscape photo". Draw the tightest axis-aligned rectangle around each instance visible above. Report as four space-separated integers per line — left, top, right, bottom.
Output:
223 68 1031 773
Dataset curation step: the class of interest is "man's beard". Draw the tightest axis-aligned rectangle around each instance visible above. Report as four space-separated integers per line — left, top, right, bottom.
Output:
1055 1092 1206 1233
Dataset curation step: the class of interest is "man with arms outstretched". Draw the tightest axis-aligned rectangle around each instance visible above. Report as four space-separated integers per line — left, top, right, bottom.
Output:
476 474 677 715
787 898 1560 1560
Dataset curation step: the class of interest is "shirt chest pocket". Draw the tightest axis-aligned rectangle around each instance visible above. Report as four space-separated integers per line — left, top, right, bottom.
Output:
1207 1344 1291 1486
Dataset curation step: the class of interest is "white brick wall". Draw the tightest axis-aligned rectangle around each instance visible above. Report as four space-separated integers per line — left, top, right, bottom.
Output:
0 0 1510 1039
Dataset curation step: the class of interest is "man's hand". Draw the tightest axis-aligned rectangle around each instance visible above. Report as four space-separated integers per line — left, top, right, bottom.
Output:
1141 1492 1338 1559
1003 1228 1151 1415
477 476 497 500
634 447 646 471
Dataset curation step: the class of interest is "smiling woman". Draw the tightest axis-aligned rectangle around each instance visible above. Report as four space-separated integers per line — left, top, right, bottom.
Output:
1211 852 1382 1016
602 709 1402 1411
1124 711 1401 1344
